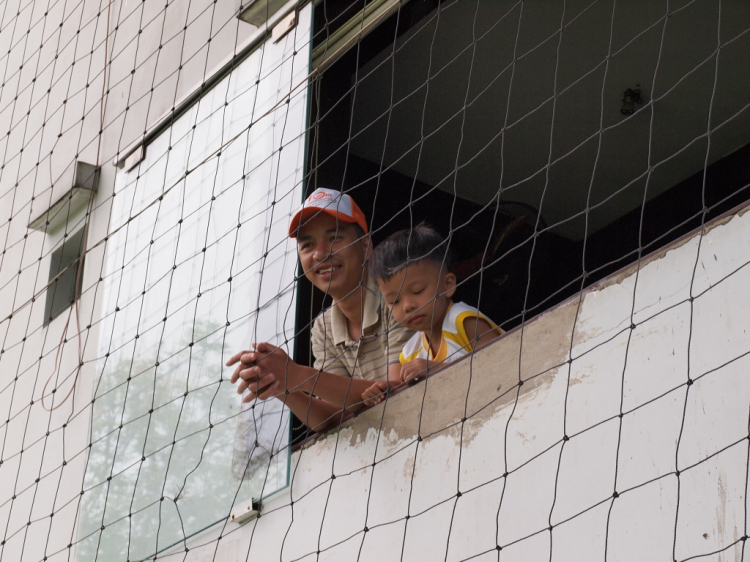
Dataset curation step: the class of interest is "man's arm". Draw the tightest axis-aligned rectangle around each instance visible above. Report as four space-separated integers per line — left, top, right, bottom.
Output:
227 344 373 412
282 391 346 432
226 349 357 431
387 361 403 387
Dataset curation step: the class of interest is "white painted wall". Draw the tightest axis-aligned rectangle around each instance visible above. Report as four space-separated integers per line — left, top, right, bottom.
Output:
0 0 273 560
158 207 750 562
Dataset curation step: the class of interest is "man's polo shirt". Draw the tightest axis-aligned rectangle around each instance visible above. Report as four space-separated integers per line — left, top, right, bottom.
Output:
310 276 414 381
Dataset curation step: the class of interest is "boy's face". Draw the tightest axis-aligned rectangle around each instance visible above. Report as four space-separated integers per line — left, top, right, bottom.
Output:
377 260 456 333
297 213 371 301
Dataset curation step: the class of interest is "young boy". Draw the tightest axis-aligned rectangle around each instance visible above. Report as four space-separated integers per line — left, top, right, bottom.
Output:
362 224 502 405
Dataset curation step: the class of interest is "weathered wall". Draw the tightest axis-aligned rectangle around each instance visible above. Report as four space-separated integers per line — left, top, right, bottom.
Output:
0 0 262 559
161 206 750 562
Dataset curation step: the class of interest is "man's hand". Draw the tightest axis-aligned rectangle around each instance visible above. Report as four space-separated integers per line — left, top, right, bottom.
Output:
362 381 388 406
227 343 376 416
399 358 438 383
226 342 298 403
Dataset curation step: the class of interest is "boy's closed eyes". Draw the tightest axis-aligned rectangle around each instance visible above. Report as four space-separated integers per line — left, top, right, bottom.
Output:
362 224 503 407
377 259 455 335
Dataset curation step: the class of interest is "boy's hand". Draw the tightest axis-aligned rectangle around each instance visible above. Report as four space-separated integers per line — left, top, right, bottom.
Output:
362 381 388 406
400 358 437 383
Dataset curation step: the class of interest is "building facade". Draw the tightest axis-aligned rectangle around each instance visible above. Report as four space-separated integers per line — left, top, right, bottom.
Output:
0 0 748 560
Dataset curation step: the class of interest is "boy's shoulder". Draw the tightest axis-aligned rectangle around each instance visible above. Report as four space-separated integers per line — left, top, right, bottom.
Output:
448 301 503 339
445 301 483 328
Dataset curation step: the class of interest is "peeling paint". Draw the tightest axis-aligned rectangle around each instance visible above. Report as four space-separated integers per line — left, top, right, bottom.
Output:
586 203 750 296
716 470 726 554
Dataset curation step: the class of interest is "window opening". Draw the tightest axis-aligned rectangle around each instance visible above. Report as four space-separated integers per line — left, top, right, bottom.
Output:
45 228 85 326
301 0 750 338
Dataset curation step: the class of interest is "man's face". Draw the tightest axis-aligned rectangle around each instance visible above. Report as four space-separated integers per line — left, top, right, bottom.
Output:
297 213 370 300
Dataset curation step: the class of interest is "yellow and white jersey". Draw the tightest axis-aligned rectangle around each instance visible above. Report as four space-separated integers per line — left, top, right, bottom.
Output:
399 301 503 364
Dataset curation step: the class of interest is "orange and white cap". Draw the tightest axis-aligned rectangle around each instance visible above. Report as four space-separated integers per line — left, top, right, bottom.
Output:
288 188 368 238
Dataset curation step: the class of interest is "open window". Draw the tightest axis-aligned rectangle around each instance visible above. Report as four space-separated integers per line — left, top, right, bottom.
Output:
44 227 85 325
298 0 750 342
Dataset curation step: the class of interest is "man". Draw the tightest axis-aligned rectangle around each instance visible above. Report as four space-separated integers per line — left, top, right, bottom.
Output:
226 188 414 430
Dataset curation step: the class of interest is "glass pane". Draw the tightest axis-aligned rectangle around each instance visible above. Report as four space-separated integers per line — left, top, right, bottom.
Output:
77 8 310 561
45 227 85 324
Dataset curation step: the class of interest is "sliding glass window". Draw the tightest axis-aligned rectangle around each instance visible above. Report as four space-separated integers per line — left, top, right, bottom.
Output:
77 7 311 560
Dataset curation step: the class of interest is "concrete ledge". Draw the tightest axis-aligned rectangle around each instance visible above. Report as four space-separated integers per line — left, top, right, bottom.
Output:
301 198 750 450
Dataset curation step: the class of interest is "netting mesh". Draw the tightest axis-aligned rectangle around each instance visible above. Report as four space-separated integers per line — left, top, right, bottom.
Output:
0 0 749 561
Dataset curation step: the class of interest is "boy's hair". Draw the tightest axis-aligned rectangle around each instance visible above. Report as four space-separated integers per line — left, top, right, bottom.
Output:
370 224 452 281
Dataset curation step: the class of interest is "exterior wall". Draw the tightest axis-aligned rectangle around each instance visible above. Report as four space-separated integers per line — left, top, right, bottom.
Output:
0 0 271 560
0 0 749 561
161 205 750 562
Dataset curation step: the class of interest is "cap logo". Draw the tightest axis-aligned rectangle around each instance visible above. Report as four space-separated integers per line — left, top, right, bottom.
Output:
304 189 351 214
309 191 330 201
